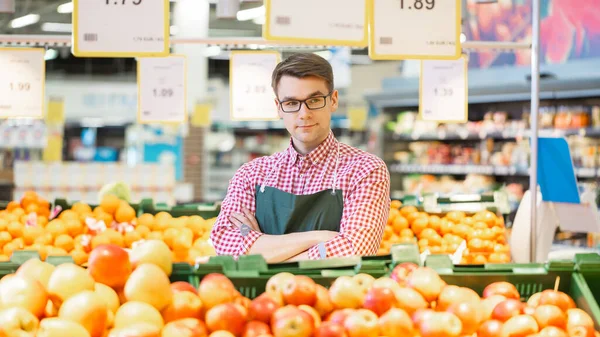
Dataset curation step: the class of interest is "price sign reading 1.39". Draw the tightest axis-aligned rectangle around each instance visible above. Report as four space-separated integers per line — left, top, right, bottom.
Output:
369 0 461 60
230 51 280 121
419 56 468 123
137 56 187 124
0 48 45 118
72 0 169 57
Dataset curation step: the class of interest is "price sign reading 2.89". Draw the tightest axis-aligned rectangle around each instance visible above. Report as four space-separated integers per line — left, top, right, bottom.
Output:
400 0 435 10
72 0 169 57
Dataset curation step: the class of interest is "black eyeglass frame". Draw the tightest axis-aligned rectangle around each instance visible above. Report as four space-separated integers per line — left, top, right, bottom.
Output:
277 91 334 113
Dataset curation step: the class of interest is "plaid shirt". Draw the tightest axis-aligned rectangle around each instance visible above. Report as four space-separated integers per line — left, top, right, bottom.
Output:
210 131 391 260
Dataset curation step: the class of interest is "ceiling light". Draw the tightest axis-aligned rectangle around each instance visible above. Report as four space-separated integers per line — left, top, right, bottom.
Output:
460 33 467 43
236 5 264 21
10 14 40 29
57 2 73 14
170 25 178 35
41 22 72 33
45 49 58 61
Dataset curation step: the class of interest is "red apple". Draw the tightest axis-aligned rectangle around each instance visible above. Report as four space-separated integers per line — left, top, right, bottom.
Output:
492 299 525 322
352 274 375 297
235 296 252 312
394 287 428 315
272 306 306 324
501 314 539 337
483 282 521 300
343 309 379 337
412 308 436 328
198 274 237 310
390 262 418 285
87 244 131 289
162 290 203 323
534 305 566 329
114 301 164 330
37 318 92 337
523 306 537 316
378 308 414 337
481 295 507 320
171 282 197 294
313 285 334 319
446 301 483 335
539 290 572 312
208 332 236 337
15 258 55 290
298 305 321 330
0 275 47 318
242 321 270 337
124 263 172 312
0 307 39 336
315 322 348 337
328 276 363 309
108 322 161 337
281 276 316 307
418 312 462 337
58 290 108 337
362 287 396 316
271 307 314 337
265 273 294 299
248 294 281 324
406 267 445 302
566 308 595 337
205 303 245 336
539 326 568 337
162 318 208 337
528 293 542 308
326 309 354 326
436 285 480 311
371 277 402 294
478 319 503 337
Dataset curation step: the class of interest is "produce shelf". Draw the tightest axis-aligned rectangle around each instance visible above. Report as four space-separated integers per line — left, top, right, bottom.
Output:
141 200 221 219
53 198 144 217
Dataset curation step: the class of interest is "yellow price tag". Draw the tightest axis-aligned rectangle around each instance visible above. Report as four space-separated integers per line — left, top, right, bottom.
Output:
348 107 368 131
46 99 65 124
43 129 63 162
191 104 212 127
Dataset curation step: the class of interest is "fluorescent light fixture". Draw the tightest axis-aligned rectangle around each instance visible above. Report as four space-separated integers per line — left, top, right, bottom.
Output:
44 49 59 61
41 22 72 33
57 2 73 14
204 46 222 57
236 5 264 21
460 33 467 43
10 14 40 29
170 25 178 35
252 15 265 25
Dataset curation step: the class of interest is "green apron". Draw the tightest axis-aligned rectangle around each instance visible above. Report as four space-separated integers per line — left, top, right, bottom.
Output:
254 143 343 238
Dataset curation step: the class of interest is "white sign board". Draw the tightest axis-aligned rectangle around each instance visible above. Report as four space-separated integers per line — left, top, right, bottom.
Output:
72 0 170 57
419 56 468 123
137 56 187 124
230 51 280 121
0 48 45 119
264 0 367 47
369 0 461 60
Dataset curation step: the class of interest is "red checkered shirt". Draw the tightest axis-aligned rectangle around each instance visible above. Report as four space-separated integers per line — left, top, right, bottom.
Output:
210 131 391 260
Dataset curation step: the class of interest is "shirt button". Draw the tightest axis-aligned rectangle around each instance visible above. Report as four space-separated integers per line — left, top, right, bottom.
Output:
300 174 304 178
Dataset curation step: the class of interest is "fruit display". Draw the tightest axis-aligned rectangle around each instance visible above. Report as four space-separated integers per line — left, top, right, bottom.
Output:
381 202 511 265
0 192 216 266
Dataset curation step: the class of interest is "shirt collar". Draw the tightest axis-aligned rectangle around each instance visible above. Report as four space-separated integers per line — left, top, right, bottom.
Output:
287 131 336 165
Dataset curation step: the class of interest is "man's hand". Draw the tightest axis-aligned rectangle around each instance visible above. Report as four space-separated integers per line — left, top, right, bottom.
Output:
229 208 262 235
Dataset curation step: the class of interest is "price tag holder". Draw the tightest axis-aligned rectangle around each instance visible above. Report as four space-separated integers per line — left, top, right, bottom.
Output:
72 0 169 57
369 0 461 60
137 55 187 124
419 56 468 123
0 48 45 119
230 51 280 121
264 0 368 47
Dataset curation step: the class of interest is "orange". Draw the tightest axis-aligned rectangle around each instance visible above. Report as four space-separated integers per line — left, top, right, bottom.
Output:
0 231 11 247
383 226 393 240
400 228 414 238
163 228 179 248
0 255 9 262
11 208 25 219
473 221 488 230
28 244 47 260
172 233 193 252
3 242 16 256
59 210 79 222
419 228 437 239
460 256 470 265
428 233 443 246
488 253 510 263
0 219 7 232
428 215 441 232
36 216 48 228
100 194 121 215
11 237 24 249
473 210 497 228
124 230 142 248
186 216 205 235
411 217 428 236
115 205 136 224
72 202 92 215
399 236 417 244
47 247 68 257
446 211 466 224
418 238 429 249
25 204 39 215
0 211 6 219
494 243 510 254
74 234 92 253
7 222 23 238
377 248 390 256
430 246 443 254
463 217 475 227
392 216 409 234
37 198 50 211
91 234 111 249
20 193 38 210
96 212 114 226
472 255 488 264
440 220 454 236
6 201 20 212
171 217 187 230
451 224 470 238
400 206 418 217
65 219 84 237
147 231 163 241
468 238 485 253
388 209 401 226
22 226 44 245
135 225 151 238
71 249 89 265
34 233 53 246
137 213 155 230
154 212 172 231
54 234 74 252
45 220 68 238
467 228 484 241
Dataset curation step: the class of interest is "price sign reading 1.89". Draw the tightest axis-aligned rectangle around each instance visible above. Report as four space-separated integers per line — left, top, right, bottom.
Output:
73 0 169 57
0 48 45 119
419 56 468 123
138 56 187 124
369 0 460 60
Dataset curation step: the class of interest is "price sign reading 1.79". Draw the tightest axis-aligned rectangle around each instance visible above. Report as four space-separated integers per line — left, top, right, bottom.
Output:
105 0 142 5
400 0 435 10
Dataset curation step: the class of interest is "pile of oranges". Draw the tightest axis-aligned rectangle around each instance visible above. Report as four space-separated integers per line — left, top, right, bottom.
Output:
0 192 216 266
379 200 511 264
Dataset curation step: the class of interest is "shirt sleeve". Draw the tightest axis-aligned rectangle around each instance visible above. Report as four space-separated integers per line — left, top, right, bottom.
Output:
210 163 263 259
307 163 390 259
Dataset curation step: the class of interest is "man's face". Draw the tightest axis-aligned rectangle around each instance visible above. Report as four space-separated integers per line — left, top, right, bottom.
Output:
275 75 338 154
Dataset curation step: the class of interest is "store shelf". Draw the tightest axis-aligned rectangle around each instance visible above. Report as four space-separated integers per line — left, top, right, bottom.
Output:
386 128 600 142
390 163 600 178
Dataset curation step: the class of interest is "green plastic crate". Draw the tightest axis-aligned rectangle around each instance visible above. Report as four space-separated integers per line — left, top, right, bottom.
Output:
575 253 600 329
141 201 221 219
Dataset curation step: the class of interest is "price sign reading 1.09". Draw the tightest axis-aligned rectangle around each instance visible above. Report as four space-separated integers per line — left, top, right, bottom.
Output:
72 0 169 57
419 56 468 123
369 0 460 60
0 48 45 119
138 56 187 124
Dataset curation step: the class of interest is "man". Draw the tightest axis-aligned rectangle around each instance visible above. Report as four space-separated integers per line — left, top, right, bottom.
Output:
210 53 390 263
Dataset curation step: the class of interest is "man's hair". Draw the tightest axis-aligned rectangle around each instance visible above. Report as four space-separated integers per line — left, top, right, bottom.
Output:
271 53 334 96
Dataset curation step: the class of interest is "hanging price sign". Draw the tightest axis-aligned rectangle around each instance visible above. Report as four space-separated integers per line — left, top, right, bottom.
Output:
419 56 468 123
0 48 45 119
264 0 368 47
137 55 187 124
230 51 280 121
369 0 461 60
72 0 170 57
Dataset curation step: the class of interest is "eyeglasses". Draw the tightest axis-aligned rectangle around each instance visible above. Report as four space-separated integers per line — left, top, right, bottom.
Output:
278 92 333 113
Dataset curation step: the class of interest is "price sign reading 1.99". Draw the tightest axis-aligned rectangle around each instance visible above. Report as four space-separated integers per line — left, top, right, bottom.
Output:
72 0 169 57
137 56 187 124
419 56 468 123
369 0 461 60
0 48 45 119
